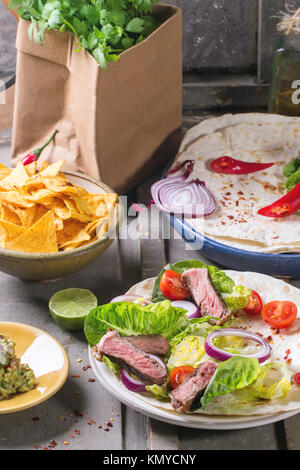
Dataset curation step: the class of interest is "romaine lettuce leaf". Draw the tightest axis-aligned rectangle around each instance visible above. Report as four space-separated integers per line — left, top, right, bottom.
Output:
152 260 250 312
167 335 205 370
200 356 261 409
102 355 120 375
145 384 170 401
84 300 190 346
246 363 292 400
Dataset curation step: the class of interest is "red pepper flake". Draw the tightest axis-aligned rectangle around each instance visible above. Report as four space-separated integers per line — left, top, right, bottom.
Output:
227 215 234 220
44 446 50 451
33 444 41 449
106 421 113 427
225 192 231 196
87 418 95 425
103 427 110 432
48 440 58 448
82 365 91 371
71 374 81 378
98 425 102 429
88 378 95 383
235 201 239 206
221 221 226 226
74 410 84 417
286 358 292 365
238 191 244 195
32 416 40 422
69 434 75 439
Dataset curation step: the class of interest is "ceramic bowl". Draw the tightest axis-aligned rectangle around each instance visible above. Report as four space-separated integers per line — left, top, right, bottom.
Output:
170 215 300 278
0 172 120 281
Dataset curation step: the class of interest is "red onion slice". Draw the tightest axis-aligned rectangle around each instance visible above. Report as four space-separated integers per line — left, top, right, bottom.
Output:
120 369 146 393
110 294 151 305
171 300 200 319
167 160 195 178
150 177 216 218
205 328 271 364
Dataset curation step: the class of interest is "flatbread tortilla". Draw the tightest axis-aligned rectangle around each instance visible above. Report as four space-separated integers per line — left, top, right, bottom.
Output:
123 272 300 416
171 113 300 253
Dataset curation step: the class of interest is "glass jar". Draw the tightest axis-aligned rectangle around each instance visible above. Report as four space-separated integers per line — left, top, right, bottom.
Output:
269 32 300 116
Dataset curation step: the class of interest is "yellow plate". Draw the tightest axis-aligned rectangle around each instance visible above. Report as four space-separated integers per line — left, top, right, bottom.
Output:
0 322 69 414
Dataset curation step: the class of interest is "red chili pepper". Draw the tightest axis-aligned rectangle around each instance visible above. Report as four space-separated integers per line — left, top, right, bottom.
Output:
211 156 274 174
22 130 58 166
258 181 300 218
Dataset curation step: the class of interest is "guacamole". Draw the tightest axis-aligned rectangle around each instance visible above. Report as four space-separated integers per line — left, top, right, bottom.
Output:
0 335 35 399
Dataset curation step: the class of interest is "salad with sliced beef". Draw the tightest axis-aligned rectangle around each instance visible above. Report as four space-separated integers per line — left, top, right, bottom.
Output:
85 260 300 415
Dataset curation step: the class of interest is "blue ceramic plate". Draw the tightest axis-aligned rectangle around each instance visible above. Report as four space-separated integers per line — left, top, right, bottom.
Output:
169 214 300 278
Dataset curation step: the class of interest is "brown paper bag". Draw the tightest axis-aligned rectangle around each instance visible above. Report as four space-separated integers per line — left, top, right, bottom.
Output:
11 3 182 194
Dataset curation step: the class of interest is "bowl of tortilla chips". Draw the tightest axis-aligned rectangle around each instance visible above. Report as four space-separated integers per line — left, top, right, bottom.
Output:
0 159 120 281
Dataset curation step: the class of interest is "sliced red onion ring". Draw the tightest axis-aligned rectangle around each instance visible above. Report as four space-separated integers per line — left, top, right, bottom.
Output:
110 294 151 305
120 354 166 393
150 176 216 218
171 300 200 319
120 369 146 393
204 328 271 364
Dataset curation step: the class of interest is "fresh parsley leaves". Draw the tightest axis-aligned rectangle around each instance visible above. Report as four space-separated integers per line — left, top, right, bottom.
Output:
9 0 160 70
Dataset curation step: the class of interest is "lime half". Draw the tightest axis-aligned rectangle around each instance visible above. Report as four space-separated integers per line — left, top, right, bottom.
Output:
49 288 98 331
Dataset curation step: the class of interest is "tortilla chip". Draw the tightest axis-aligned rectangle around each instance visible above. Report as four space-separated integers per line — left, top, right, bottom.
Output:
7 211 58 253
0 159 117 252
0 220 27 248
31 205 50 225
24 161 37 177
0 162 29 187
56 218 90 249
13 205 37 227
0 204 21 225
0 191 35 208
0 169 12 180
39 161 49 172
39 160 65 177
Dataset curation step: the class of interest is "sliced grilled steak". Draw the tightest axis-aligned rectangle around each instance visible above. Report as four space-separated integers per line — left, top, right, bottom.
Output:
94 330 167 386
126 335 169 356
171 360 217 413
182 268 232 324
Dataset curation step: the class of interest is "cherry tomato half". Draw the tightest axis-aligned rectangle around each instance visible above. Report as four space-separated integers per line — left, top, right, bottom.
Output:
261 300 297 329
294 373 300 386
169 366 195 390
244 290 263 315
160 270 190 301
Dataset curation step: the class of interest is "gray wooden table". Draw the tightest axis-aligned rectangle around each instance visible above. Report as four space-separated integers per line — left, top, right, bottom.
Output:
0 116 300 451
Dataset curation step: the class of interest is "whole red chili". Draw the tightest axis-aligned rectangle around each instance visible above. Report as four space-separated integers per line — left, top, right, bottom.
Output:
211 156 274 175
258 181 300 218
22 130 58 166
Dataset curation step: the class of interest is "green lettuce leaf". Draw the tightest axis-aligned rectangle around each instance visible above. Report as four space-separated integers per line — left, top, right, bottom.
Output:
285 169 300 192
246 363 292 400
283 157 300 178
152 260 250 312
200 356 261 409
145 384 169 401
102 355 120 375
222 285 252 311
84 300 190 346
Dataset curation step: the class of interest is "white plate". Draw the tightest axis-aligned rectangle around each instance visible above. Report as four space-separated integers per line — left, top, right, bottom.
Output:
89 348 300 430
88 276 300 430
